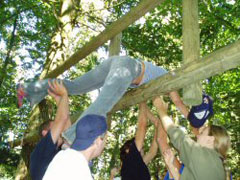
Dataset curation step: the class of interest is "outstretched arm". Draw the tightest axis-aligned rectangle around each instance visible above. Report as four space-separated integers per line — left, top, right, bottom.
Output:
48 80 71 144
110 167 120 180
158 120 181 168
135 102 148 152
153 97 175 132
143 128 158 165
154 106 181 179
163 149 180 180
146 106 170 155
169 91 189 119
169 91 199 136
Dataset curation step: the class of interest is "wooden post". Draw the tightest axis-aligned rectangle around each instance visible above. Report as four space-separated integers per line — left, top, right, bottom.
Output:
107 33 122 128
108 33 122 170
182 0 202 105
109 33 122 57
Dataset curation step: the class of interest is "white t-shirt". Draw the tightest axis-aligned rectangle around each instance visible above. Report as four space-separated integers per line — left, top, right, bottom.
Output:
43 148 93 180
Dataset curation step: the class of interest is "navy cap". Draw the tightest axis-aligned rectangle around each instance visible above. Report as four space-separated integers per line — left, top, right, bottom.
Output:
71 114 107 151
188 94 214 128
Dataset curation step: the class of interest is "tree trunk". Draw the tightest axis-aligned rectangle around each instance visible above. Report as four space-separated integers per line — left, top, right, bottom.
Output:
182 0 202 105
40 0 75 79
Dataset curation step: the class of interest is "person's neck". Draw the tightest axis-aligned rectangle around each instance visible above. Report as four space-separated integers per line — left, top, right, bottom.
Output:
79 148 94 162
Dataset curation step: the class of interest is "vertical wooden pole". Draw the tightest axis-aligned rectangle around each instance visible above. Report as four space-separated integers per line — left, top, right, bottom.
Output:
107 33 122 129
182 0 202 105
109 33 122 57
108 33 122 171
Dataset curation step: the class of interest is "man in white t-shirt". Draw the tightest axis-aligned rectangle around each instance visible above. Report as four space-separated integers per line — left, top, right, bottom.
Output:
43 114 107 180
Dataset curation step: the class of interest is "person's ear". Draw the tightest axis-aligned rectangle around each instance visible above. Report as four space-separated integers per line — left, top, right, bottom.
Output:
93 137 101 147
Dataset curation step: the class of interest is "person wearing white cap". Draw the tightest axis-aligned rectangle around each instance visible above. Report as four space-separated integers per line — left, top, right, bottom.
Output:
18 56 189 144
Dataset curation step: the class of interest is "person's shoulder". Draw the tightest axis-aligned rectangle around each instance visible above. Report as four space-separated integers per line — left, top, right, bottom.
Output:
57 148 86 162
192 146 222 161
41 130 56 147
31 131 59 159
31 133 50 155
167 125 181 135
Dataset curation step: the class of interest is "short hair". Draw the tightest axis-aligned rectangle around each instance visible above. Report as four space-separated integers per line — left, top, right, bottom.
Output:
120 138 135 162
39 120 53 137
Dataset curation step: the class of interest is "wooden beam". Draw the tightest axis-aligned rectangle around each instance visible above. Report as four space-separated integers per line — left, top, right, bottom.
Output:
11 40 240 147
46 0 165 78
110 40 240 113
182 0 202 105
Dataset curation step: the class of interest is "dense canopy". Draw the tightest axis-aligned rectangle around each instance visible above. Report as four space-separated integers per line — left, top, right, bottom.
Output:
0 0 239 179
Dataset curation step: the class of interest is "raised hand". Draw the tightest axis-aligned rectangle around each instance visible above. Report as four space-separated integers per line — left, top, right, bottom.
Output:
153 96 168 113
163 148 175 166
110 167 120 180
163 148 180 180
48 80 68 105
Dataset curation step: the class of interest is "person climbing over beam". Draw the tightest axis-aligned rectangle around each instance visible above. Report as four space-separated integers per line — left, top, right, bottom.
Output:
17 56 188 144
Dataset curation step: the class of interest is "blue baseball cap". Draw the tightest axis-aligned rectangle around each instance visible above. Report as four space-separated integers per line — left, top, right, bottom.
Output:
188 94 214 128
71 114 107 151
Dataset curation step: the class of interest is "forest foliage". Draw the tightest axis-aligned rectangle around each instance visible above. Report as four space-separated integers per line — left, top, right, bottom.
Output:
0 0 239 179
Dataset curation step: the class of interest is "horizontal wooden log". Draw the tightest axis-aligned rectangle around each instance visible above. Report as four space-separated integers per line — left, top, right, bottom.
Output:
110 39 240 113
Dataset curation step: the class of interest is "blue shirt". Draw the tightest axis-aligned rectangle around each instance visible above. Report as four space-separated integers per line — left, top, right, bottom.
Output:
30 131 60 180
164 164 185 180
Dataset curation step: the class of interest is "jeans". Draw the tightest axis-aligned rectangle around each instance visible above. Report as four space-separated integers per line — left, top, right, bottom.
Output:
23 56 142 143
